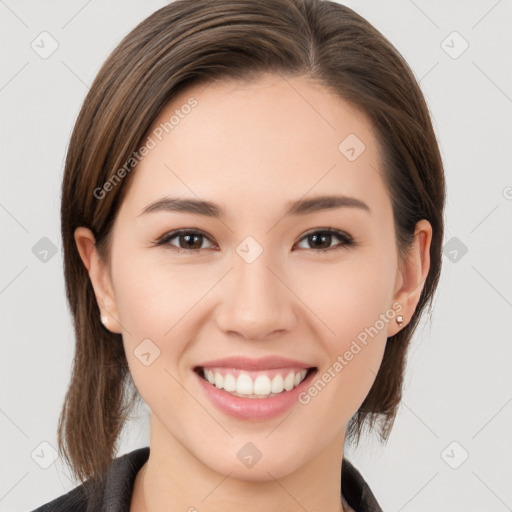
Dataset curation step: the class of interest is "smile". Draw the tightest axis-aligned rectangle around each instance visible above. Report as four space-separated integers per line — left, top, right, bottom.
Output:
193 357 318 421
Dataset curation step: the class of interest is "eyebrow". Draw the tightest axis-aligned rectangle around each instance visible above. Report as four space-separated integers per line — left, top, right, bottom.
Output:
138 194 371 218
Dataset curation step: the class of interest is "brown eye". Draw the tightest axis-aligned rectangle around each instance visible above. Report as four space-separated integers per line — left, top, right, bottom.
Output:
295 229 355 252
154 227 355 255
155 229 215 253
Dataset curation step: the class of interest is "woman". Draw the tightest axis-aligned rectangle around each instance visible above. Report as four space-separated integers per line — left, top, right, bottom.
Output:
32 0 445 510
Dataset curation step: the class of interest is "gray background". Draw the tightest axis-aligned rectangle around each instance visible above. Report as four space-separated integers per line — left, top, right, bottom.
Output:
1 1 511 511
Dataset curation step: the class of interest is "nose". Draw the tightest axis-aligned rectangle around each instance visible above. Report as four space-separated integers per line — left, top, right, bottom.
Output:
214 252 298 341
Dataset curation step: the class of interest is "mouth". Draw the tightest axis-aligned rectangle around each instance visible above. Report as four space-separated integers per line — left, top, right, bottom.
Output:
193 366 317 399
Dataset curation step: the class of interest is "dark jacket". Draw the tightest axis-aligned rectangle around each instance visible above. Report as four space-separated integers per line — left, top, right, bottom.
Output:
30 446 383 512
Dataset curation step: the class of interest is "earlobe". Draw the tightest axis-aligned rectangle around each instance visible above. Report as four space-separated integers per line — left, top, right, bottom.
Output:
74 227 122 334
389 219 432 337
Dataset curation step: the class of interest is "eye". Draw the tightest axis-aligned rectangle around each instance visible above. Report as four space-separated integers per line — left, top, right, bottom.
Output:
153 227 356 254
294 228 355 252
153 229 216 254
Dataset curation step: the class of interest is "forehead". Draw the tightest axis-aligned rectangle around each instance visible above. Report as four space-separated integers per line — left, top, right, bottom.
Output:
119 73 388 222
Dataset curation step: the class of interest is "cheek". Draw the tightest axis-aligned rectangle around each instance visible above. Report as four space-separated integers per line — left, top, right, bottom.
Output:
114 268 197 418
294 256 394 413
112 250 208 336
112 253 215 397
296 254 396 343
297 270 390 424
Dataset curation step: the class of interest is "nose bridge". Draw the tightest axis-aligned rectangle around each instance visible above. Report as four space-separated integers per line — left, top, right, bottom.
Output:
216 241 296 340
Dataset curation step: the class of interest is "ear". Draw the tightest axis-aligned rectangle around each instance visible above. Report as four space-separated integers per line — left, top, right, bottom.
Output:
74 227 122 334
387 219 432 337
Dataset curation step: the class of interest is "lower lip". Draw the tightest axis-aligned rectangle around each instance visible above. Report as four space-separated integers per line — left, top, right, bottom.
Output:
195 369 316 421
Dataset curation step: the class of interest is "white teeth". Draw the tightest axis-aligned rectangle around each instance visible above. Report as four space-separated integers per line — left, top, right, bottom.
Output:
253 375 271 395
214 372 224 389
237 373 253 394
205 369 215 384
223 373 237 392
271 374 284 393
283 372 295 391
201 368 310 398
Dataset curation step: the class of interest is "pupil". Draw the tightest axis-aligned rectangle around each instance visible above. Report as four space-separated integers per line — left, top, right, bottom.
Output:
182 234 201 249
311 233 330 249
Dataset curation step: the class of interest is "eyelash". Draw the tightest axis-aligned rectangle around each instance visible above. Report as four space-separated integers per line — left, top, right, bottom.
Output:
153 228 356 255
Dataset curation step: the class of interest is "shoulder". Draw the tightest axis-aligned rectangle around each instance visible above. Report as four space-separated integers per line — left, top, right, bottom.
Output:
29 447 150 512
342 458 384 512
29 483 89 512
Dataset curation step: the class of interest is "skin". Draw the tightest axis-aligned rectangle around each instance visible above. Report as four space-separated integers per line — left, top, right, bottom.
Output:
75 72 431 512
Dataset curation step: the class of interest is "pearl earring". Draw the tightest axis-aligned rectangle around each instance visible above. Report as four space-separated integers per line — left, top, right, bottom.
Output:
396 315 404 326
101 315 109 326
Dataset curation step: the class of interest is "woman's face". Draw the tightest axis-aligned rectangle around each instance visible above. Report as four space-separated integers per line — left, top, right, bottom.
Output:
76 72 430 481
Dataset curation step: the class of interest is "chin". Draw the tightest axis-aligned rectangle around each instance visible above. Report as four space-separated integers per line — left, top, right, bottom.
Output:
195 439 311 481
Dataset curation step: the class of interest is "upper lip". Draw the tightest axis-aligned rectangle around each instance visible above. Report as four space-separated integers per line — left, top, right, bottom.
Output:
196 356 316 371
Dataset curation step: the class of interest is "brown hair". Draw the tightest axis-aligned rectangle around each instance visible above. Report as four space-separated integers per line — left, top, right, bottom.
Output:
59 0 445 489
